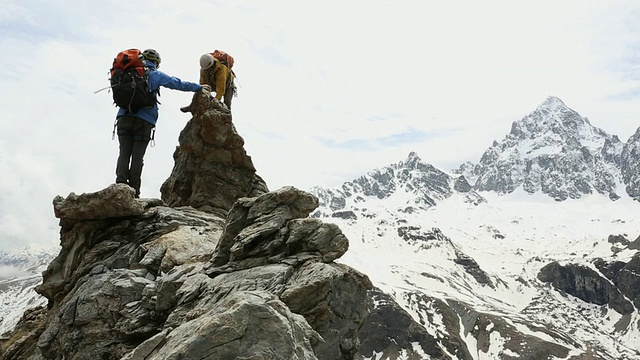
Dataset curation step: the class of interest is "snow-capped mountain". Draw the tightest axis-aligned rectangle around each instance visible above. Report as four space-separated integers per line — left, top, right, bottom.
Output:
465 96 626 201
313 153 640 359
311 97 640 359
0 247 55 337
312 151 485 219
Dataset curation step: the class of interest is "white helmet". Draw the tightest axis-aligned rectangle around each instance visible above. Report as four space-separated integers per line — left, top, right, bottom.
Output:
200 53 215 69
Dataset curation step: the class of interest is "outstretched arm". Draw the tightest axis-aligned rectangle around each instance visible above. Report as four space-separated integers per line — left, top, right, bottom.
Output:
150 70 202 92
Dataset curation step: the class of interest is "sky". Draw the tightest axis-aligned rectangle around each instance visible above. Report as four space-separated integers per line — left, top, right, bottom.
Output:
1 0 640 250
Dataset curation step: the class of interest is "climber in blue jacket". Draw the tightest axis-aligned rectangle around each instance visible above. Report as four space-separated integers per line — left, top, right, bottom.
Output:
114 48 210 197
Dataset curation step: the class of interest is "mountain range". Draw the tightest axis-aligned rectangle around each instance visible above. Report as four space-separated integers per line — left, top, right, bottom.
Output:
1 95 639 359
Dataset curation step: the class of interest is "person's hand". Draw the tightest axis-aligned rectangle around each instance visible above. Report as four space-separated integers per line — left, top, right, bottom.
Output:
201 84 211 92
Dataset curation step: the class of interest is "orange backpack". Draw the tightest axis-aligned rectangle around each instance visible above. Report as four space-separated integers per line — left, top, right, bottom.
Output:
212 50 234 68
111 49 146 77
109 49 156 112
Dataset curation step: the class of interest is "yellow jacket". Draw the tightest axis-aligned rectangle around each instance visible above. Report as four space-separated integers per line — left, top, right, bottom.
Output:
199 60 234 101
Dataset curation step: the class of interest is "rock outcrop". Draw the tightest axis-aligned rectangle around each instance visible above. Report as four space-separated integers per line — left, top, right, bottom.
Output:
1 94 372 359
621 126 640 199
357 288 449 359
537 260 637 315
160 91 269 219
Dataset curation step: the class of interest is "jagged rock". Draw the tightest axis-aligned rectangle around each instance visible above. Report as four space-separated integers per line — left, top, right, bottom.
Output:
332 210 357 220
0 306 47 360
616 255 640 309
202 186 369 359
280 261 372 360
2 97 371 360
621 126 640 199
607 234 630 245
537 261 634 314
446 300 574 359
594 255 640 310
52 183 161 230
160 91 269 218
357 288 449 359
5 188 371 359
35 204 223 305
453 252 494 288
123 290 321 360
207 186 348 272
453 175 472 192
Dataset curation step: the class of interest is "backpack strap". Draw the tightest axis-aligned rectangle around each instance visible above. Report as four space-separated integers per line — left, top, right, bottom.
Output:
112 118 118 140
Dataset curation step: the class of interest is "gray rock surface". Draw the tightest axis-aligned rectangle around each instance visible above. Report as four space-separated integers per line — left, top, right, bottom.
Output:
537 261 635 314
52 183 159 229
160 91 269 219
621 126 640 199
1 95 372 360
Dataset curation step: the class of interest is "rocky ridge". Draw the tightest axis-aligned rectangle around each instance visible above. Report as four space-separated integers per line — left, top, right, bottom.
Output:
312 151 485 219
1 92 379 360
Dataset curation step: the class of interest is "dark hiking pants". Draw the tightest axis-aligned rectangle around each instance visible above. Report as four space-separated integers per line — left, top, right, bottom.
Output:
223 82 235 110
115 116 153 197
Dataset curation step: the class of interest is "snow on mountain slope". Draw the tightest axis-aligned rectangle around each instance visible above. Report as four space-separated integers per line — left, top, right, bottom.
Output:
0 247 56 337
313 150 640 359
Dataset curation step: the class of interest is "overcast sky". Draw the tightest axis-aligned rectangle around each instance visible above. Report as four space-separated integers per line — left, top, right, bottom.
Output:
1 0 639 250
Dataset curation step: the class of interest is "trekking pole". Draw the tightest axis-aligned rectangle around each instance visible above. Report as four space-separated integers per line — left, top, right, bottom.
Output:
94 84 114 94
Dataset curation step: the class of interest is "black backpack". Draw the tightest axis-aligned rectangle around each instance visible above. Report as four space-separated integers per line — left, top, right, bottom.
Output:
109 49 156 112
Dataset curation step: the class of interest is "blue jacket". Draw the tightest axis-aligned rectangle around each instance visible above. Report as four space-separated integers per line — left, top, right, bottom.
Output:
117 60 202 126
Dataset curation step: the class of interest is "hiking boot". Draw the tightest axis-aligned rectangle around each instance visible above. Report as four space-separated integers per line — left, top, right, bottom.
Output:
180 105 192 113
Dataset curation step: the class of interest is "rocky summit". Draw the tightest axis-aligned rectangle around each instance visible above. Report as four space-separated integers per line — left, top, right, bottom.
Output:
0 92 373 360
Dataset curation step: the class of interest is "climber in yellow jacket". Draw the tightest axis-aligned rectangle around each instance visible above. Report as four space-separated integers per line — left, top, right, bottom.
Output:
198 53 236 110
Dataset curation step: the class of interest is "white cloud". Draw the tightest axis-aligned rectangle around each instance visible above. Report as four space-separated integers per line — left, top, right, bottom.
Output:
1 0 640 249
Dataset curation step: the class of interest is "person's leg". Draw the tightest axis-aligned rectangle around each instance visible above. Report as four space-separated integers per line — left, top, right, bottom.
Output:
223 82 234 110
128 119 153 197
115 117 135 185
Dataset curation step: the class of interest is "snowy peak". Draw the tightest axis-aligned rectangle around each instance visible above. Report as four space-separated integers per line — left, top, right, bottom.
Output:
538 95 566 108
312 153 484 218
510 96 606 146
473 96 624 200
313 95 636 204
